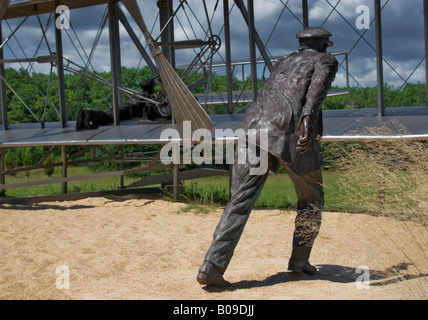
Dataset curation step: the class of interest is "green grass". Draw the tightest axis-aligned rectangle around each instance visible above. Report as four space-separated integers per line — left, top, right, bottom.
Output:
1 167 355 211
1 166 144 198
180 171 367 212
1 165 422 222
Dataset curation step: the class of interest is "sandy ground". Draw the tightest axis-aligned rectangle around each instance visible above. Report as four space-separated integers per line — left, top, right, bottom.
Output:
0 194 427 300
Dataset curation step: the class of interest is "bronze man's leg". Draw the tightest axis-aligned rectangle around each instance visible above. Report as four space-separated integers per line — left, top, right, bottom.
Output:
284 166 324 274
197 154 278 287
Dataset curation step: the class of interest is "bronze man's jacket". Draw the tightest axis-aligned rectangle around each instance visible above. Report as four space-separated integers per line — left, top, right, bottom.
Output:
240 49 338 175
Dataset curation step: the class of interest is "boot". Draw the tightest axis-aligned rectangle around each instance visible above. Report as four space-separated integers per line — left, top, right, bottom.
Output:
288 245 317 275
197 261 230 288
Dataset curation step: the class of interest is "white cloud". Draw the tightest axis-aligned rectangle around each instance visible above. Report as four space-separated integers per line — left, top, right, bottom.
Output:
309 0 375 24
253 0 284 22
2 0 426 88
352 57 378 87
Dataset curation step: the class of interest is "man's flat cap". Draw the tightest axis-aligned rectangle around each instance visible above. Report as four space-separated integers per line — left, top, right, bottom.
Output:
296 27 333 46
296 27 332 40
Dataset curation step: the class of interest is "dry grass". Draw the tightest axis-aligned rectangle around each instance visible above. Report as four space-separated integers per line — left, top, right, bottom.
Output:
326 128 428 226
323 127 428 298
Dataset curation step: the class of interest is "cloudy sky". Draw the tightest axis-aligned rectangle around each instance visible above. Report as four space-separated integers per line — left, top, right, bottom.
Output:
2 0 427 89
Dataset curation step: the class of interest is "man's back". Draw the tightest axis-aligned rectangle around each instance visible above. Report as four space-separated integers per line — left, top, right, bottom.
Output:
240 49 338 173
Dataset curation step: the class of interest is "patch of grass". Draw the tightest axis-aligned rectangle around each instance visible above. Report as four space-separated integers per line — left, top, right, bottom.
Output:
177 202 213 215
1 166 144 198
181 171 352 211
326 139 428 226
3 137 426 228
181 179 229 206
178 138 428 226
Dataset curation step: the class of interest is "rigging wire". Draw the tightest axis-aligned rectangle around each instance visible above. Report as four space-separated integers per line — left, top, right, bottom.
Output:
0 73 41 124
182 1 210 41
28 13 53 73
41 62 54 124
155 0 187 43
4 19 35 75
324 0 407 88
202 0 213 40
66 6 112 117
63 58 162 106
137 11 159 70
1 12 59 125
0 7 33 50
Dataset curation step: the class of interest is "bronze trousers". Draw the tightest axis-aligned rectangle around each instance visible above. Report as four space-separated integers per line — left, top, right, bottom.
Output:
203 154 324 275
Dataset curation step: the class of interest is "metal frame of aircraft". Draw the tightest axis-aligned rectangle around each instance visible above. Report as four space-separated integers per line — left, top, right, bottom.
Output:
0 0 427 201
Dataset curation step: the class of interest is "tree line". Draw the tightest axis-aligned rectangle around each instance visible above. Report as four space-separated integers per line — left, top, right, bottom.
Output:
1 65 426 125
0 66 426 190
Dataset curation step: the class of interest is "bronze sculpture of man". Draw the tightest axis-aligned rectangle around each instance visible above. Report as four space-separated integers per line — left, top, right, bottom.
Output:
197 27 338 288
76 78 171 130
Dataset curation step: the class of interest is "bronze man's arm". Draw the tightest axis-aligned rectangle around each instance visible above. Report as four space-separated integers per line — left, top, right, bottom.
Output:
296 55 338 153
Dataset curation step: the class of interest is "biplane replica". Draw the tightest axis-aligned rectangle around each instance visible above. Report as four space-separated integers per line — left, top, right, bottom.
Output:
0 0 427 203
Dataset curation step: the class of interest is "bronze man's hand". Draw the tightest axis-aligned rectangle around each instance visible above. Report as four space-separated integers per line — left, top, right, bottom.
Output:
296 115 311 153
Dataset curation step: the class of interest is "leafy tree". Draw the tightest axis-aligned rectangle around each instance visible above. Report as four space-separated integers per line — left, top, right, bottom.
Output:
1 66 426 124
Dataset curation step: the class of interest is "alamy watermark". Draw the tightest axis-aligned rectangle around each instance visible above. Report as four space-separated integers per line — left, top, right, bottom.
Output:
355 265 370 289
355 5 370 30
55 5 71 30
55 4 370 31
160 121 269 176
55 265 70 290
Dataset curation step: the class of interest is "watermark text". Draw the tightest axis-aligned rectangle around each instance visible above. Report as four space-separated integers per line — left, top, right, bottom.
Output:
160 121 269 176
55 5 71 30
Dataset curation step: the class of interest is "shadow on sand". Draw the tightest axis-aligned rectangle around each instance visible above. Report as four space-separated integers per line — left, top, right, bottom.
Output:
203 262 428 292
0 203 95 211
